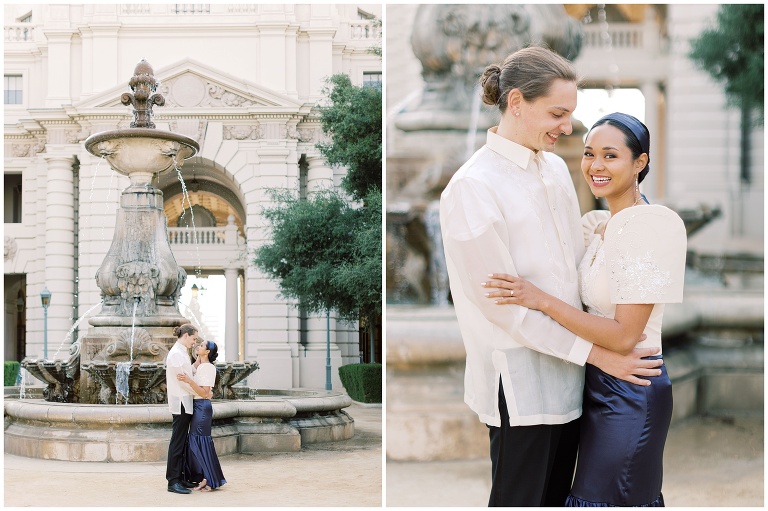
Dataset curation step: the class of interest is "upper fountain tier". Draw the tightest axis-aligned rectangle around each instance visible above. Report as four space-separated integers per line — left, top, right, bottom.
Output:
84 59 199 183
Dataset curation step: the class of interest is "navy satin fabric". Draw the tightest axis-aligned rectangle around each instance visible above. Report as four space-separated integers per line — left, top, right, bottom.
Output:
566 356 671 507
185 399 227 489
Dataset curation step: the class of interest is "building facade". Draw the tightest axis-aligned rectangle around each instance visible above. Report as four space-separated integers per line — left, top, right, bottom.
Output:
4 3 382 390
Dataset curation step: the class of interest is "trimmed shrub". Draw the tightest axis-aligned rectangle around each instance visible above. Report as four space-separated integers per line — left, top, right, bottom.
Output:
4 361 21 387
338 363 381 403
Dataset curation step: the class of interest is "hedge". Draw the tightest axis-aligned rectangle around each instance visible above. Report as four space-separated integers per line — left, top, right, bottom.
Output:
5 361 21 387
338 363 381 403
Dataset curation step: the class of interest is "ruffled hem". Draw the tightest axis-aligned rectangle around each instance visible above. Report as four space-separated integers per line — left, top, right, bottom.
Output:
565 493 664 507
186 434 227 489
581 210 611 246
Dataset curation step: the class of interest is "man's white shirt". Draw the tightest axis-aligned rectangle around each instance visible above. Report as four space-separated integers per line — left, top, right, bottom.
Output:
440 127 593 427
165 341 196 414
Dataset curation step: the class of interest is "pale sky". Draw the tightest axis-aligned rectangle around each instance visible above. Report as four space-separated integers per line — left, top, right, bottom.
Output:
574 88 646 139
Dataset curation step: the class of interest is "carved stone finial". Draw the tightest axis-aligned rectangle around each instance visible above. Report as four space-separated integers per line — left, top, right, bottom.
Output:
120 59 166 128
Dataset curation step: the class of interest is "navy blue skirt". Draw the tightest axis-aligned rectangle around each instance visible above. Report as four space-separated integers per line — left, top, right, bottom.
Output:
566 356 671 507
185 399 227 489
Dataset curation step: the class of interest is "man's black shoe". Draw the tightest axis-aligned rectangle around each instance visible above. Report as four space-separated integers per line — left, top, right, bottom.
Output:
179 480 197 489
168 482 192 494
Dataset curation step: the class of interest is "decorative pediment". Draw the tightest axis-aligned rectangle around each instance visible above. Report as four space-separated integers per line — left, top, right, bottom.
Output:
75 58 304 111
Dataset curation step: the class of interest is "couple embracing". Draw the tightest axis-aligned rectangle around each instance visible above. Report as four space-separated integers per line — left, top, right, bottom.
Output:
165 324 227 494
440 46 686 507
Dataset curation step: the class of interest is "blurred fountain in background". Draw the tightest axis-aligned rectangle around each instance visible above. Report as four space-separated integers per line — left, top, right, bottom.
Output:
387 5 586 305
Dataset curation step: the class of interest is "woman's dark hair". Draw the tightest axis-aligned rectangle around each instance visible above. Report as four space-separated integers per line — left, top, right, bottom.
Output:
206 341 219 363
173 323 198 338
480 45 579 112
590 114 651 183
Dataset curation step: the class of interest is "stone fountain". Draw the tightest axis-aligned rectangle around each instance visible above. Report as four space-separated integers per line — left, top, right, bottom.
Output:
6 60 353 462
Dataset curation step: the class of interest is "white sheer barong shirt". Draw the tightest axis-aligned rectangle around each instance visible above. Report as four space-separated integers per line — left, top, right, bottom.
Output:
165 341 196 414
440 127 593 427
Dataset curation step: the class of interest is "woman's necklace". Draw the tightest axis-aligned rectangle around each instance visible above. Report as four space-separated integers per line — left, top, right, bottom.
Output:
590 238 603 266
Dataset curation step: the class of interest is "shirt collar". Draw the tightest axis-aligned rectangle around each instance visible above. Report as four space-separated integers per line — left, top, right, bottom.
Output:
486 126 541 170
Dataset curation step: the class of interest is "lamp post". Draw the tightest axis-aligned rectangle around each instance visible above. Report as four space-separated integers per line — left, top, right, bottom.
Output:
40 287 51 360
325 310 331 390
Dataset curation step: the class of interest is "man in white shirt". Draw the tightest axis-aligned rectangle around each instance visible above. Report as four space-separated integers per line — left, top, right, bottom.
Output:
165 324 211 494
440 47 663 506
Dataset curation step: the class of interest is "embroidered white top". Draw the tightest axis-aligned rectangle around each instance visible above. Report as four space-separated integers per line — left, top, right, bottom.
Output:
579 205 687 353
165 341 196 414
440 127 593 427
193 363 216 400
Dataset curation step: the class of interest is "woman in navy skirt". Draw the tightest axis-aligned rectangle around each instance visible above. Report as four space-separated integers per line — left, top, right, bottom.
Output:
177 340 227 491
484 113 686 506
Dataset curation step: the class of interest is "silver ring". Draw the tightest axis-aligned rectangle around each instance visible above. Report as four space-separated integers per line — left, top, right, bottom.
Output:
509 289 514 297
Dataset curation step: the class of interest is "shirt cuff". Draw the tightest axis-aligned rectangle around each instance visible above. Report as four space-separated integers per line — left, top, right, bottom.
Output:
567 336 593 366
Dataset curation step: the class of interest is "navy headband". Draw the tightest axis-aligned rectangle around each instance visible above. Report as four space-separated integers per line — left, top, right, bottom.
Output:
593 112 650 158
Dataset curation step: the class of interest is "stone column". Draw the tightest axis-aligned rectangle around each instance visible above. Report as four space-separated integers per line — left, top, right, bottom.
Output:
89 23 121 92
43 29 75 107
306 154 333 194
246 147 295 388
258 25 289 94
306 5 336 100
225 266 240 361
641 80 661 202
42 151 76 358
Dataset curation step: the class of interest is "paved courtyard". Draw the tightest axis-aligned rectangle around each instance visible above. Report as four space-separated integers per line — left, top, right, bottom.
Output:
4 403 381 507
387 415 764 507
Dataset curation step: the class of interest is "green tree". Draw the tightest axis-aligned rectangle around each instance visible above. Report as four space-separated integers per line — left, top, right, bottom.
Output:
689 4 764 185
331 190 382 324
253 189 359 320
689 4 764 121
316 73 382 201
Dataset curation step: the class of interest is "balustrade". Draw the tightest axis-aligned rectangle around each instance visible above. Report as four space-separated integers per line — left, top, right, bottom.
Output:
582 23 645 49
4 24 35 42
168 226 228 245
350 21 380 40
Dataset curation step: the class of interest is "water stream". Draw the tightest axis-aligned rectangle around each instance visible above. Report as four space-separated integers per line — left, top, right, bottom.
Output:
16 367 27 399
115 300 139 404
465 83 482 161
173 158 202 276
178 300 204 329
51 300 104 359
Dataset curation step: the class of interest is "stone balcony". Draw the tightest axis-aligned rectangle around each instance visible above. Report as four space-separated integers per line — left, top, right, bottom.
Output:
167 220 246 270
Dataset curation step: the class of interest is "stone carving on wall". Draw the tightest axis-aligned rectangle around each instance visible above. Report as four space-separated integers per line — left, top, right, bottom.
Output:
10 138 45 157
223 125 261 140
284 125 299 140
4 235 18 262
170 120 207 145
297 127 317 143
11 144 31 158
207 84 257 107
159 74 262 108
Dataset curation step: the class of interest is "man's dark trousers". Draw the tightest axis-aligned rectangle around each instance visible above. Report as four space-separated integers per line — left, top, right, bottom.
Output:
165 402 193 486
488 381 580 507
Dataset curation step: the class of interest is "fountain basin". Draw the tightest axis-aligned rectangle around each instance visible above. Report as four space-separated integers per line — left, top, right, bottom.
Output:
84 128 199 178
4 389 353 462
